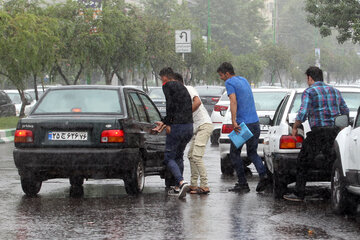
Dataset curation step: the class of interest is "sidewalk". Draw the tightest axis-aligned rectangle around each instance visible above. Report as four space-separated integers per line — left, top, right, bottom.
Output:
0 128 16 144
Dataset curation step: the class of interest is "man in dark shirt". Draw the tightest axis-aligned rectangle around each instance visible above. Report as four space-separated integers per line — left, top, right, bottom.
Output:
284 66 349 201
152 67 193 198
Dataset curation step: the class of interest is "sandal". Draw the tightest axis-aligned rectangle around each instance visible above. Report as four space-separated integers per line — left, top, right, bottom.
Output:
188 186 198 193
191 187 210 194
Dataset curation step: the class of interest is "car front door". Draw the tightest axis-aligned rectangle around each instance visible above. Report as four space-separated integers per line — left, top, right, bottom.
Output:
348 108 360 170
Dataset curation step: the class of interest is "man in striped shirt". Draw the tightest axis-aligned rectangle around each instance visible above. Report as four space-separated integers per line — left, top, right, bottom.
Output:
284 66 349 201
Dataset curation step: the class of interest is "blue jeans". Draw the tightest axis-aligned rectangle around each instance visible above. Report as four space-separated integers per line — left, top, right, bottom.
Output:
230 122 266 185
164 123 193 185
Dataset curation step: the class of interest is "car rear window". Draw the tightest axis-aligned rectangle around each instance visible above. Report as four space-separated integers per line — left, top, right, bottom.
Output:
290 91 360 113
195 87 224 96
253 92 288 111
341 92 360 111
33 89 122 114
149 88 165 99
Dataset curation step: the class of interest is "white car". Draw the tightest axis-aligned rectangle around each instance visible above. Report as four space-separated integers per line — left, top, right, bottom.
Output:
263 87 360 199
4 90 35 116
210 92 230 144
331 107 360 214
218 88 289 175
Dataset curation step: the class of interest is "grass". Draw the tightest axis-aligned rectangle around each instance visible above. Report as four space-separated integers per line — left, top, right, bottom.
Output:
0 116 19 129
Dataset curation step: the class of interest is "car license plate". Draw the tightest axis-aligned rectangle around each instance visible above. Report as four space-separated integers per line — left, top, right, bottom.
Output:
158 107 166 111
260 125 269 131
48 131 88 141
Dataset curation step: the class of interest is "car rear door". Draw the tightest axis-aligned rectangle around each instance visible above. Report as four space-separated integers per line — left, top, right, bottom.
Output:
127 91 166 172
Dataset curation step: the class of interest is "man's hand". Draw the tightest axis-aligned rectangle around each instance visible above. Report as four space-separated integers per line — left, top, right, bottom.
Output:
165 125 171 134
233 122 241 134
152 121 165 133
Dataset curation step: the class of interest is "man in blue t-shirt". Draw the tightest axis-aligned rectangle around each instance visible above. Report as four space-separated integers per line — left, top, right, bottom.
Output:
217 62 270 193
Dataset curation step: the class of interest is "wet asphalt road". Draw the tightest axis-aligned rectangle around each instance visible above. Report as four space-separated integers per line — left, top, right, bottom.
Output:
1 142 360 240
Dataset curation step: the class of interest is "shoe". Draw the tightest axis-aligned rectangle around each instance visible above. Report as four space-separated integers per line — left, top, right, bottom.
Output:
190 187 210 194
228 183 250 193
178 182 190 199
256 175 271 192
167 187 179 196
283 193 304 202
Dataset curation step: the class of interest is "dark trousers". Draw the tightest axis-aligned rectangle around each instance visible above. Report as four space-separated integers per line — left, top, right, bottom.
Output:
295 126 339 198
230 122 267 185
164 123 193 186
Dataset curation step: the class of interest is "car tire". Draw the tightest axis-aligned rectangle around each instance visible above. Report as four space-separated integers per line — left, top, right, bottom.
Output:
124 160 145 195
331 158 356 214
21 175 42 197
273 170 287 199
221 157 234 176
69 176 84 187
70 185 84 198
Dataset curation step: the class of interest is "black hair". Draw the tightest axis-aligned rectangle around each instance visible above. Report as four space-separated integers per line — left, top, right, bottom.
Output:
217 62 235 75
305 66 323 82
173 73 184 84
159 67 175 79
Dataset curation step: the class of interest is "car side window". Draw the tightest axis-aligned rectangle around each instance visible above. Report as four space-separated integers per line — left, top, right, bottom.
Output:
126 93 140 121
273 95 289 126
138 94 161 123
129 92 148 122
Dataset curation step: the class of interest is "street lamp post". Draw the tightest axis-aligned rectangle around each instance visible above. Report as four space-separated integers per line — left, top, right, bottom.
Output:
207 0 211 53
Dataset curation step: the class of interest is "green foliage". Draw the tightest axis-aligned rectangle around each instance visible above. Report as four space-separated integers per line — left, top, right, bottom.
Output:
189 0 269 55
0 116 19 129
234 54 266 86
305 0 360 44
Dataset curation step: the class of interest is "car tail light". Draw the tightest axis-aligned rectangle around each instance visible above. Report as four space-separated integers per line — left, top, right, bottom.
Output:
222 124 233 134
280 135 303 149
14 130 33 143
214 105 228 112
101 130 124 143
211 97 220 102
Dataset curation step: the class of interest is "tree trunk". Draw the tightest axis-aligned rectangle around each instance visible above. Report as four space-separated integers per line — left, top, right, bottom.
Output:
115 71 125 86
17 89 26 118
277 70 283 87
56 64 70 85
73 63 83 85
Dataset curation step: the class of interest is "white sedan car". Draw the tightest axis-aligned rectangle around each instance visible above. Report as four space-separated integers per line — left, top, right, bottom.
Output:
331 106 360 214
4 90 35 116
263 87 360 198
218 88 289 175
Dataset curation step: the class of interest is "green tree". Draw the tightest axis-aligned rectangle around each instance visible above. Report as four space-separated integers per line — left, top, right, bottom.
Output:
0 11 59 116
189 0 269 55
260 43 292 87
305 0 360 44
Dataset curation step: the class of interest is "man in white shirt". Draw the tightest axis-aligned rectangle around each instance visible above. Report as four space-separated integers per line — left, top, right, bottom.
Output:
174 73 213 194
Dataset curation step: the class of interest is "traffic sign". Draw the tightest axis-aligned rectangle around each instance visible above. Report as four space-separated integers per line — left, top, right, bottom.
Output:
175 30 191 53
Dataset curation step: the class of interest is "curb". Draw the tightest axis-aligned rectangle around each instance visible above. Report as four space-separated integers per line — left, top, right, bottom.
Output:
0 128 16 144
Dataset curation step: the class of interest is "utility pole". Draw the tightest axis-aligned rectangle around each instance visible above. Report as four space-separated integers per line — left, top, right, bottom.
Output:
271 0 277 85
207 0 211 53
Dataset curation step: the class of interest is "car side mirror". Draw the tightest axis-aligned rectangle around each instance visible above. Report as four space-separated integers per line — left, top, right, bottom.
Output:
259 116 272 126
220 110 226 117
334 115 349 128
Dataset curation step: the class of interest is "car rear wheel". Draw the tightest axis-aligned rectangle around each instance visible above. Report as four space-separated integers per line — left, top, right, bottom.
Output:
165 171 176 189
69 176 84 187
21 175 42 197
221 157 234 176
273 170 287 199
331 158 356 214
124 160 145 195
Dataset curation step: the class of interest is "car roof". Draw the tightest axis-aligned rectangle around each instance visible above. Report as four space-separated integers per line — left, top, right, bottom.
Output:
3 89 19 93
252 88 290 93
46 85 144 92
195 85 224 89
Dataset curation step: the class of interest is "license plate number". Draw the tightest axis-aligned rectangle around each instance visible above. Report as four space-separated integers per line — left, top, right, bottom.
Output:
158 107 166 111
48 131 88 141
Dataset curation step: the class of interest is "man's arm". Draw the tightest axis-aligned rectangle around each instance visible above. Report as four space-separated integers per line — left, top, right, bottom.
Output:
229 93 240 133
192 96 201 112
292 91 310 139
